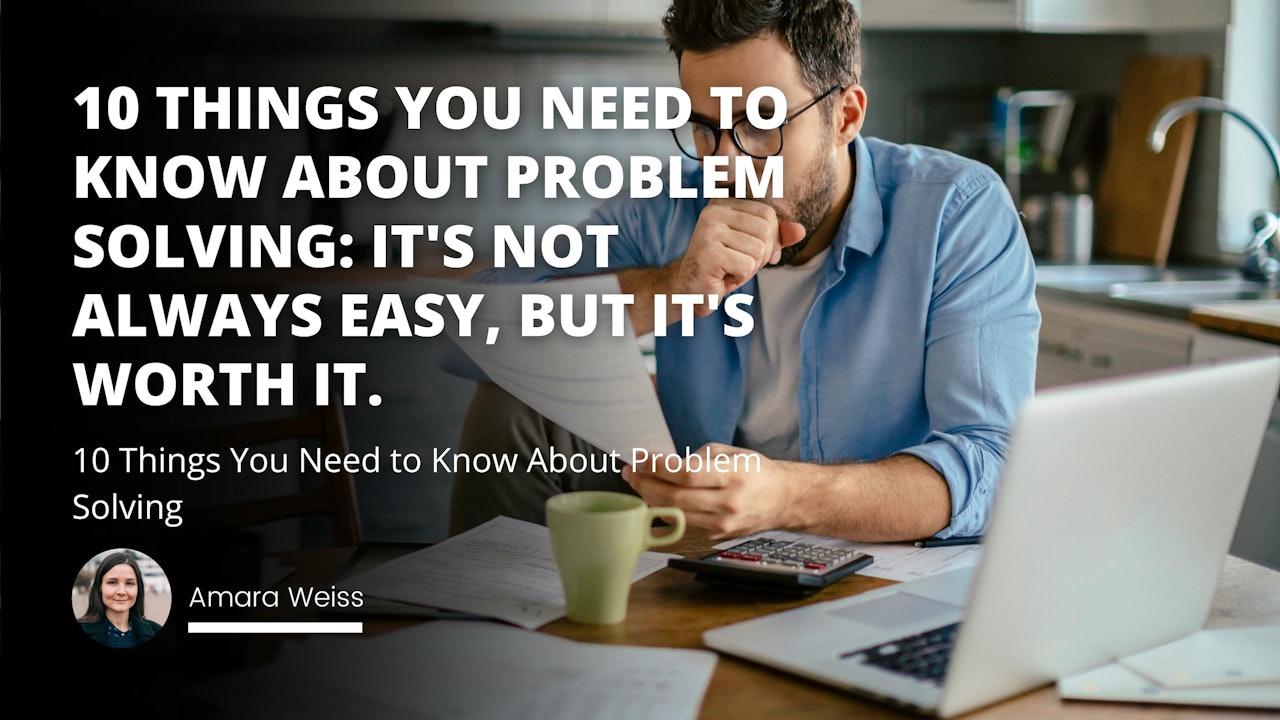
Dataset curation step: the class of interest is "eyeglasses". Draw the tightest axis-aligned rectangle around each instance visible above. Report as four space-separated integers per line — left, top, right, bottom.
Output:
671 85 844 161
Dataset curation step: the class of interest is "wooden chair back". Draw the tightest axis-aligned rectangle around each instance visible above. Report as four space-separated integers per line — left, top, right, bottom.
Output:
161 404 363 547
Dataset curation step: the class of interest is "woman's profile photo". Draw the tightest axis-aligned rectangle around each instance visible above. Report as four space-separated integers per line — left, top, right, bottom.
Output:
72 549 171 648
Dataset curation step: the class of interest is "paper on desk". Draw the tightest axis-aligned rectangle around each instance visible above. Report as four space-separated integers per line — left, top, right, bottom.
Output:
1058 660 1280 710
713 530 982 583
411 274 676 458
340 516 676 629
1118 626 1280 687
186 621 718 720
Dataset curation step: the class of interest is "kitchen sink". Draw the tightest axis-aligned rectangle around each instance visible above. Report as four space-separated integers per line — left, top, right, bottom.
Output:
1035 264 1242 292
1035 263 1280 317
1107 279 1280 306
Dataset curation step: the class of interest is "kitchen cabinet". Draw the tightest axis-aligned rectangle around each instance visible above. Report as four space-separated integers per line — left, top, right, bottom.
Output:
1233 400 1280 572
463 0 672 36
1190 329 1280 573
203 0 460 22
461 0 595 28
1035 295 1196 389
148 0 1236 35
1190 327 1280 364
202 0 664 35
859 0 1229 32
859 0 1021 31
600 0 670 32
1036 291 1280 572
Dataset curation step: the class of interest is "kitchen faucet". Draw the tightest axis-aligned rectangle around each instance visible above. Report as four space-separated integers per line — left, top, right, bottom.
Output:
1148 96 1280 285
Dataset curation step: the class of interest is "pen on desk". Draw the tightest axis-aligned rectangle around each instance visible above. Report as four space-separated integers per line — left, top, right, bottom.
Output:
914 535 983 548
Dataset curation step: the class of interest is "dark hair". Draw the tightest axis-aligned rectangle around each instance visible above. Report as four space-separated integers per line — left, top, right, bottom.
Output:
661 0 862 94
78 552 148 625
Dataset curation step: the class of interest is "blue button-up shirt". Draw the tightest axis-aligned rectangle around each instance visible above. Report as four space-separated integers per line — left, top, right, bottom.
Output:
442 135 1040 537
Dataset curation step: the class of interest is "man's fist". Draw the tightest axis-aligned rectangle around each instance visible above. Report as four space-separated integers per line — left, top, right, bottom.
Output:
669 199 807 315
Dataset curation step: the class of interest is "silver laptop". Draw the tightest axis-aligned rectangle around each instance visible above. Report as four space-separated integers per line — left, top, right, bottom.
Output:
704 357 1280 718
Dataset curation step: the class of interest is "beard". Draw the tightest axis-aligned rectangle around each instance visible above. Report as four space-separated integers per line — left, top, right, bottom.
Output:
768 144 838 267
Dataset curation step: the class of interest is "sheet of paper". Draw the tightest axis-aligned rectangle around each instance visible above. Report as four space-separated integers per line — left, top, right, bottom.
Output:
713 530 982 583
1058 660 1280 710
186 621 718 720
339 516 676 629
1117 626 1280 687
411 274 676 458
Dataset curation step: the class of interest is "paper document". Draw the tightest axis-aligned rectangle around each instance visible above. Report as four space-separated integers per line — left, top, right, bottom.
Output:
412 274 676 458
1118 626 1280 687
713 530 982 583
1058 626 1280 710
186 621 718 720
1058 662 1280 710
341 516 676 629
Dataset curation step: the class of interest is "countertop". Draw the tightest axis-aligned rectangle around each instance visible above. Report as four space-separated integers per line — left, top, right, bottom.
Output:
1188 301 1280 345
1034 281 1198 321
1034 262 1280 343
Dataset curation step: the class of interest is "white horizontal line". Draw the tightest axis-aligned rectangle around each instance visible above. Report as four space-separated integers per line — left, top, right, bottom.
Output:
187 622 363 634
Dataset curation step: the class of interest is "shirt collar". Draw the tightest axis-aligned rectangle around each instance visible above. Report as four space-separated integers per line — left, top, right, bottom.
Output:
831 135 885 269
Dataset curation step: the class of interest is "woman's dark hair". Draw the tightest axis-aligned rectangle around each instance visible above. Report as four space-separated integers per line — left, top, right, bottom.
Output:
661 0 862 94
78 552 148 625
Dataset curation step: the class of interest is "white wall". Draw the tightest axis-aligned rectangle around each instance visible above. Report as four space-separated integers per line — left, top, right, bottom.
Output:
1220 0 1280 254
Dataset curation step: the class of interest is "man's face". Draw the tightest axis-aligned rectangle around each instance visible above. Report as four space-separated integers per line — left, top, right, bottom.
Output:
679 34 839 265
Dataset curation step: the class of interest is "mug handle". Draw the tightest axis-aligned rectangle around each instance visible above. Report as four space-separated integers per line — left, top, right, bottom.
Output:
644 507 686 548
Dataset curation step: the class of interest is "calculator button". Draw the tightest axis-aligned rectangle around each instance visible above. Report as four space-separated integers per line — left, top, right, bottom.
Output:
804 561 827 570
740 553 762 562
719 551 742 559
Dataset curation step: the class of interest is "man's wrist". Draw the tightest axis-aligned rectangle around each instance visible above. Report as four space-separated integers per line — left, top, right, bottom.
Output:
771 458 821 532
656 257 685 297
617 261 680 298
620 261 690 336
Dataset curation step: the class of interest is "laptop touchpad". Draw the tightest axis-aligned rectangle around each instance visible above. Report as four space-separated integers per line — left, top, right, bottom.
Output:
828 593 957 630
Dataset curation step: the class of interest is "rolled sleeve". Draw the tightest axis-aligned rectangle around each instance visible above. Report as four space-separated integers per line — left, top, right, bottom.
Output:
898 174 1040 538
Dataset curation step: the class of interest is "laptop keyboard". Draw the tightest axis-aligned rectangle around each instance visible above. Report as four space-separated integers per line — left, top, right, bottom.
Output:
840 622 960 686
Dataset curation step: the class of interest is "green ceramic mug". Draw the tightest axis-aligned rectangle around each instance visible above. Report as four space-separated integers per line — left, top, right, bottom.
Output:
546 491 686 625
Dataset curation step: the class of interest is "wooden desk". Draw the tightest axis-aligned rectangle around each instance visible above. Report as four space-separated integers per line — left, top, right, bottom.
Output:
271 533 1280 719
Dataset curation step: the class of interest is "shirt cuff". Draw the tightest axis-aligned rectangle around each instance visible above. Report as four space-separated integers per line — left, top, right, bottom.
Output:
896 432 994 538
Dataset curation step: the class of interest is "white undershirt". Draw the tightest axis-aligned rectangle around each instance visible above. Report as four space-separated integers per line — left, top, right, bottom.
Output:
736 249 829 460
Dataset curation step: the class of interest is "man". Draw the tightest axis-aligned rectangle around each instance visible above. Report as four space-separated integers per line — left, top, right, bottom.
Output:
443 0 1040 543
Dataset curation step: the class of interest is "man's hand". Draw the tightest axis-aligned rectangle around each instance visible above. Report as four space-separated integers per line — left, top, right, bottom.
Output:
623 449 953 543
617 199 806 335
674 198 807 314
621 442 796 541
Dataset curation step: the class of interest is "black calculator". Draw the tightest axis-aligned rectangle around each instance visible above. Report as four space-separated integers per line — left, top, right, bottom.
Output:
667 536 874 596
